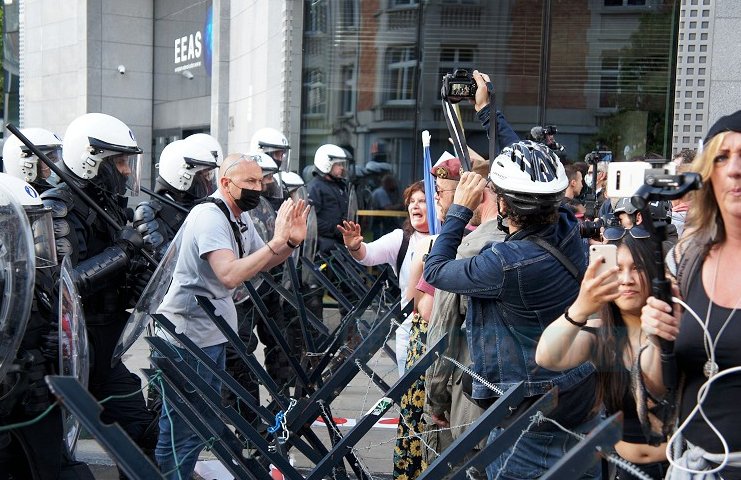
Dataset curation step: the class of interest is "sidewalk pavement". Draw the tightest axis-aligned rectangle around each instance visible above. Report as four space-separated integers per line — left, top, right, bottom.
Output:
75 308 401 479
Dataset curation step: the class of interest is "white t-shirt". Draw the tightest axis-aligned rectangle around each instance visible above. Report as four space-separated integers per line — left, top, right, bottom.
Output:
356 228 428 307
157 190 265 348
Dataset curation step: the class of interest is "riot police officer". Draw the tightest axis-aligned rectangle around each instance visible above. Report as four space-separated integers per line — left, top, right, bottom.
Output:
41 113 157 469
133 139 217 258
2 128 63 194
0 173 93 479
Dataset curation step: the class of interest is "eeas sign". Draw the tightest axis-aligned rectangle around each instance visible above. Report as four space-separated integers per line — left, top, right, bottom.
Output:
174 32 202 71
172 2 213 76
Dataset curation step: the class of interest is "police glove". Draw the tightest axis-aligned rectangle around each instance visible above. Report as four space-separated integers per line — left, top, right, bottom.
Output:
126 256 154 308
133 201 165 250
116 226 145 260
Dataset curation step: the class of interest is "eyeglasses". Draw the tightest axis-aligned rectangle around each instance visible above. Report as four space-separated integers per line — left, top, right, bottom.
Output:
434 184 456 195
602 226 651 242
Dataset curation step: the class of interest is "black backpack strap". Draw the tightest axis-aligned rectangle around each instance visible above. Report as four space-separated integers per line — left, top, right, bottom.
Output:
395 230 411 274
198 198 244 258
528 236 583 283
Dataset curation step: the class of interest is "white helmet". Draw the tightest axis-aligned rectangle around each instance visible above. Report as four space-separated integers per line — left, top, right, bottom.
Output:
158 140 218 197
279 171 305 190
314 144 351 175
0 172 57 267
249 128 290 170
489 140 567 214
2 128 63 185
184 133 224 167
250 152 279 177
62 113 143 195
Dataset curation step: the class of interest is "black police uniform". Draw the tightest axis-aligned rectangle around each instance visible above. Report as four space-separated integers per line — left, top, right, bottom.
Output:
42 170 157 462
0 267 94 479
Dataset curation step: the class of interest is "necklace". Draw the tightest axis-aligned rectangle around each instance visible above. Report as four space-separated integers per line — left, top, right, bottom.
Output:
702 248 741 378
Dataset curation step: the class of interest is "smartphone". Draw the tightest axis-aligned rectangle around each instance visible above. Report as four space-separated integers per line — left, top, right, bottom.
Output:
589 244 618 283
607 162 650 198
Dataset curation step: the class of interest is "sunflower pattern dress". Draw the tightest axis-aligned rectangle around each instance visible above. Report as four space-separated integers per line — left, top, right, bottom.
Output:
392 312 429 479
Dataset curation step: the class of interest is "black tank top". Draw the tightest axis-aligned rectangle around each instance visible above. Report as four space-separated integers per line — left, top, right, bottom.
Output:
675 271 741 455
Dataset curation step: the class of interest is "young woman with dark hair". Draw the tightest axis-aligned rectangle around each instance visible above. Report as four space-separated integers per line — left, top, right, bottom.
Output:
536 230 668 479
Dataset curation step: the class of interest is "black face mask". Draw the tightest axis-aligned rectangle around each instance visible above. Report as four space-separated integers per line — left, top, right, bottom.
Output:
234 187 261 211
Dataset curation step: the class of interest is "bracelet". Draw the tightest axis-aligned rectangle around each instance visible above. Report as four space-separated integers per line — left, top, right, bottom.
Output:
287 239 301 249
266 242 279 256
563 306 587 328
347 243 362 252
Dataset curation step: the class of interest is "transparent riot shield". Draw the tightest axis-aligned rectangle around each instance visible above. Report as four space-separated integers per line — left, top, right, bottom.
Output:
347 184 359 224
112 227 183 361
0 182 35 380
249 196 276 242
290 185 317 264
58 255 89 452
238 196 276 298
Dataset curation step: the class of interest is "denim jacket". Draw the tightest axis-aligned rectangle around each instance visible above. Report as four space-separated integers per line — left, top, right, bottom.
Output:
423 204 594 399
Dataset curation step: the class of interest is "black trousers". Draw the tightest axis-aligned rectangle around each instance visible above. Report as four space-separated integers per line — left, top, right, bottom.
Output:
0 405 94 480
87 321 157 451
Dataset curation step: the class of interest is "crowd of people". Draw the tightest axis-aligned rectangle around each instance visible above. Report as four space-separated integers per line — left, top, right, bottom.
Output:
1 69 740 480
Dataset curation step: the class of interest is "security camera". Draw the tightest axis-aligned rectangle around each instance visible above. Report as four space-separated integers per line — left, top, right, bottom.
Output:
117 65 126 75
181 70 194 80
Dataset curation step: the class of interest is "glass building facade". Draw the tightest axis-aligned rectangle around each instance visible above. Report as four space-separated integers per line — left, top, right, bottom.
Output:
299 0 680 188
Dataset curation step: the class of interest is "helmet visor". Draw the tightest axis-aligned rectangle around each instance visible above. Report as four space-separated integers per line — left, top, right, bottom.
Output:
109 152 142 196
261 173 284 199
262 146 290 171
27 206 58 268
188 167 218 199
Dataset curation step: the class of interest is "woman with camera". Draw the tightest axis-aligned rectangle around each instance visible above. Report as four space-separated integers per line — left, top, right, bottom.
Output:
536 228 668 479
640 111 741 479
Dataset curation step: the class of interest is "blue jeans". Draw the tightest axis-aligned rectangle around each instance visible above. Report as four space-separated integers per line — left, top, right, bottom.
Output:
485 414 602 480
154 343 226 480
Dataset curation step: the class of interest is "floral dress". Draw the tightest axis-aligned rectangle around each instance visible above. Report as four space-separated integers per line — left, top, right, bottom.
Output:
393 312 428 479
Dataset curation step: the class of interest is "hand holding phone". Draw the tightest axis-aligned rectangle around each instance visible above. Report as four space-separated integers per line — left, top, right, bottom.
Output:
589 244 618 284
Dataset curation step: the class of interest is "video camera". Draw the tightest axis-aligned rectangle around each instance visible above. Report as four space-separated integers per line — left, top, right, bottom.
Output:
580 212 620 240
585 150 613 165
543 125 558 136
441 69 477 104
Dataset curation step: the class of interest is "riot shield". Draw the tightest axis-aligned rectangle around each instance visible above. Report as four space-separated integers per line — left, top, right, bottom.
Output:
112 227 183 361
58 255 89 452
347 184 359 223
249 196 276 241
291 185 317 263
0 182 35 381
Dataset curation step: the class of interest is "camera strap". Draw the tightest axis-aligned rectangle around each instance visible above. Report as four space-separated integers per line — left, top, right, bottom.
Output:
441 95 472 172
488 83 498 161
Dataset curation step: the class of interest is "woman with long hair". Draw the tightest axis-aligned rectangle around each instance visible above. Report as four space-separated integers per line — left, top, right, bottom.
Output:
338 180 430 374
641 112 741 479
536 230 668 479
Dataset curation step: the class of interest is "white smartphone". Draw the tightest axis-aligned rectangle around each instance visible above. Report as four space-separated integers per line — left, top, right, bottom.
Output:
589 244 618 283
607 162 650 198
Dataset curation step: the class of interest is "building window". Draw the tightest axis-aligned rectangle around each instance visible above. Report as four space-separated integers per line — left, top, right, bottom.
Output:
304 69 326 114
340 66 355 116
604 0 646 5
390 0 419 6
387 47 417 102
600 52 620 108
340 0 357 27
305 0 327 33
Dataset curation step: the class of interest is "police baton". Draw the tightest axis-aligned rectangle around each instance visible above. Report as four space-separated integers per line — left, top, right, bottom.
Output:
6 123 158 267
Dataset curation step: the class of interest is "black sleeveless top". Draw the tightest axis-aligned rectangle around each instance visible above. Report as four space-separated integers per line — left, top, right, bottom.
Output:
675 271 741 455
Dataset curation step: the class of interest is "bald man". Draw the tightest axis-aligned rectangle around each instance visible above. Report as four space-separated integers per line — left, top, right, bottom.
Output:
154 153 310 479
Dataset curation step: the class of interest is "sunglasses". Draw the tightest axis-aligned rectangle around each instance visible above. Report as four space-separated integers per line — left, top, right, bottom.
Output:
602 226 651 242
434 184 456 195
